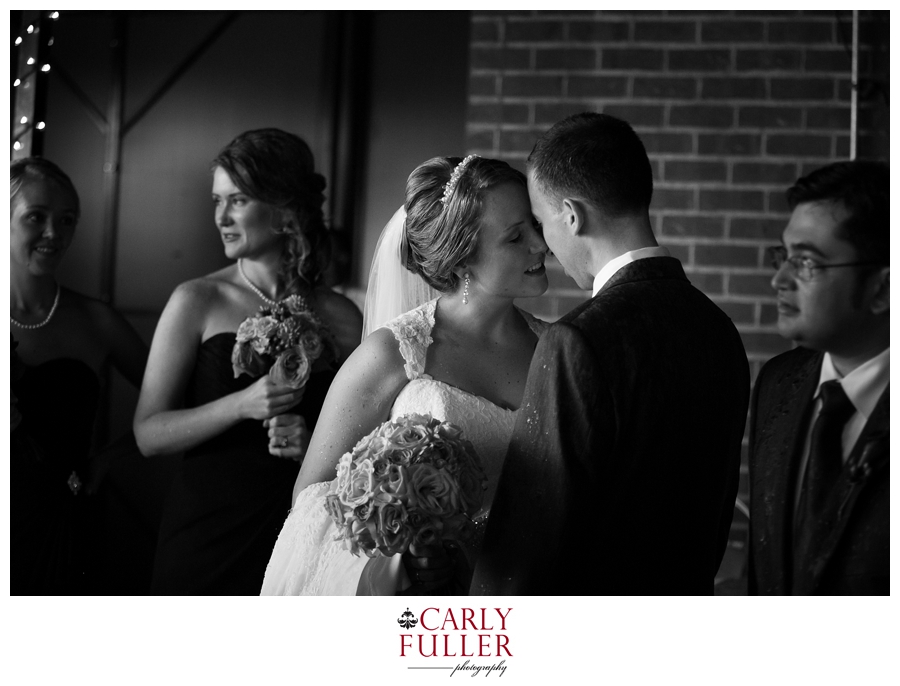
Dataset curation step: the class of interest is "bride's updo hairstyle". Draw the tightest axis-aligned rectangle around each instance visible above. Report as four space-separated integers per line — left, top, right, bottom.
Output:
213 128 330 293
11 157 81 220
404 156 526 293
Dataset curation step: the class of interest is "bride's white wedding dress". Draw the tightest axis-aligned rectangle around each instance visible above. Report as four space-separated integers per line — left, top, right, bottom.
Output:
260 299 547 595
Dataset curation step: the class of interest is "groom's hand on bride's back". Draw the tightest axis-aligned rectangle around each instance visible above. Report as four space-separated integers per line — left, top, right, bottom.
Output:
400 542 468 595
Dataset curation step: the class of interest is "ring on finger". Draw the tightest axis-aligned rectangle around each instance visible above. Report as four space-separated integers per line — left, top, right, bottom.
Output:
280 437 289 448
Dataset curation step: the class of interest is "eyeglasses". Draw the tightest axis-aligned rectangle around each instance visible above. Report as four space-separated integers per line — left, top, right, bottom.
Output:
766 245 884 282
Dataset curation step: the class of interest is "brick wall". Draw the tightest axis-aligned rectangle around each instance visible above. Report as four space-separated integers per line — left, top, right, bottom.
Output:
465 9 889 573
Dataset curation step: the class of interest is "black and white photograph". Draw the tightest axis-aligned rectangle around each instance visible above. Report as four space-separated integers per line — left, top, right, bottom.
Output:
6 6 893 684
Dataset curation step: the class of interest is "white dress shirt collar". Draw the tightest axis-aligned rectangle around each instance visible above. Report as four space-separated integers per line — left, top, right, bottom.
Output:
592 246 671 297
817 347 890 420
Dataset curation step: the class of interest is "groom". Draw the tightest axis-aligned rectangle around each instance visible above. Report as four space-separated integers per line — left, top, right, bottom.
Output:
471 113 749 595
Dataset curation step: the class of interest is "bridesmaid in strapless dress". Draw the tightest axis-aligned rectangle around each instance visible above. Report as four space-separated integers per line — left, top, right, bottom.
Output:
261 155 550 595
134 129 362 595
10 158 148 594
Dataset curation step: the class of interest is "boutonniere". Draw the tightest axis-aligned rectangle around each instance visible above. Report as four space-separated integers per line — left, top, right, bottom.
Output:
839 434 888 520
848 434 888 484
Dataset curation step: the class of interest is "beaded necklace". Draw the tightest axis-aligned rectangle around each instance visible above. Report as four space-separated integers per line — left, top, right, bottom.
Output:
238 259 281 307
11 283 61 329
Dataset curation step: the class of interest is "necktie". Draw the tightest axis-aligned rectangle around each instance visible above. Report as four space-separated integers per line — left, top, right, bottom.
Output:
793 380 856 585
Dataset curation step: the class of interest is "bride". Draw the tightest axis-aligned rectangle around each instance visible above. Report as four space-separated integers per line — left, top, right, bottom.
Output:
261 154 549 595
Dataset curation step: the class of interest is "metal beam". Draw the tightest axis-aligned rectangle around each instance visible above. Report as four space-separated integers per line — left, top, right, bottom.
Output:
329 11 373 236
50 62 108 135
122 11 239 136
99 12 127 304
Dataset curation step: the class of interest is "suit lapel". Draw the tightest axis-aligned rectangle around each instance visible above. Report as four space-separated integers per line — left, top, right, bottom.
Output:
755 351 821 592
802 386 890 592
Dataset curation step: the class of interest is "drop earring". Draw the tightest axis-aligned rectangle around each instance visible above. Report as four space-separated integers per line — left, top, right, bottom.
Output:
462 273 470 305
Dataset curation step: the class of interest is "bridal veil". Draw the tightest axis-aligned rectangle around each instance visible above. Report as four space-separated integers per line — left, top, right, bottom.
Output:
361 206 439 339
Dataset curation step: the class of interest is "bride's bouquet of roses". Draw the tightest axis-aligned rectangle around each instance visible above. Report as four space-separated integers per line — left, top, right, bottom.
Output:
231 295 337 391
325 413 487 558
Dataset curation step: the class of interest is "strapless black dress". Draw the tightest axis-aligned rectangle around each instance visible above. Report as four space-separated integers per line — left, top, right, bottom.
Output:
11 358 102 594
150 333 336 595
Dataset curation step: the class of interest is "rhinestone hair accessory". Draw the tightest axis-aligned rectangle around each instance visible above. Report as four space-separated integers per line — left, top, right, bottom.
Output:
440 154 480 207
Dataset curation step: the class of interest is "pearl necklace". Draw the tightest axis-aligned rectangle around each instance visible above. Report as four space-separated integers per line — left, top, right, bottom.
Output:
237 259 281 307
11 284 61 329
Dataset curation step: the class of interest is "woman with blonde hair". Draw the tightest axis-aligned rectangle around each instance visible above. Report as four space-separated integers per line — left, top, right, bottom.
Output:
11 157 147 593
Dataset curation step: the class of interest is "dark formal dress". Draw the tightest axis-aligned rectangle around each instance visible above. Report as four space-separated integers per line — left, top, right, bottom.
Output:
472 256 750 595
11 358 102 594
748 347 889 595
150 333 336 595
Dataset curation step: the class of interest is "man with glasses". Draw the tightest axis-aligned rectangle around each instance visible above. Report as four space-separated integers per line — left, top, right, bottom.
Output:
749 160 889 595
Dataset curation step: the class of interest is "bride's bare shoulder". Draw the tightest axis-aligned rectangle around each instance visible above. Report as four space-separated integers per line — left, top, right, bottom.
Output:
348 326 406 380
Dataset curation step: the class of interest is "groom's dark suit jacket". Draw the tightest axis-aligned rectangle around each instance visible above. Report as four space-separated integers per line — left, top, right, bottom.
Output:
472 257 749 595
748 347 889 595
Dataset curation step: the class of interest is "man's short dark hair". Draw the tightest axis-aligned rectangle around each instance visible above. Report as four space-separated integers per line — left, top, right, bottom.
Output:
527 112 653 217
787 160 889 265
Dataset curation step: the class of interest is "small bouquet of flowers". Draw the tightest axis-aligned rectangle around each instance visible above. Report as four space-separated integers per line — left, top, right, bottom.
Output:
325 413 487 558
231 295 337 391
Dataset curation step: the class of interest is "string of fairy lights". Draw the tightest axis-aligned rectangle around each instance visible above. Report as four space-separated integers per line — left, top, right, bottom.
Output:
11 11 59 156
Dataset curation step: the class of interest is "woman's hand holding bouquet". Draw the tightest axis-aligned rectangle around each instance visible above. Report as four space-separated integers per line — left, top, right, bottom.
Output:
231 295 336 460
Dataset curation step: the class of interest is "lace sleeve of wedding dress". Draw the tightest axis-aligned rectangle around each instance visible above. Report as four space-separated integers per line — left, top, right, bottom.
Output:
362 206 440 341
383 300 436 381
